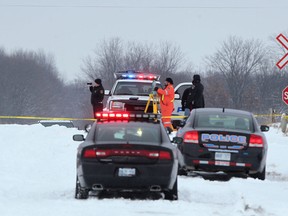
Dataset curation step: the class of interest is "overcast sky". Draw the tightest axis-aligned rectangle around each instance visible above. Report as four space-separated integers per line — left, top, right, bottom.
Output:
0 0 287 82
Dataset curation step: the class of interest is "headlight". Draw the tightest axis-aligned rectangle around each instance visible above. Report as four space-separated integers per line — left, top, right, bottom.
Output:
110 101 125 111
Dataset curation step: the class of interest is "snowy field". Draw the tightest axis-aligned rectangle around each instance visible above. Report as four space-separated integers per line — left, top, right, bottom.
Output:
0 123 287 216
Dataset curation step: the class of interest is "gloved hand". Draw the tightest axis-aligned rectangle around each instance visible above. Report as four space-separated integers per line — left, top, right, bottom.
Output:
89 86 93 91
154 87 159 91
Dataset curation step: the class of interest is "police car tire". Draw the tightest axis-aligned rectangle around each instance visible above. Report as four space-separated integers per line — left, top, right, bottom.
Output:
75 176 89 199
164 178 178 201
178 168 188 176
249 166 266 181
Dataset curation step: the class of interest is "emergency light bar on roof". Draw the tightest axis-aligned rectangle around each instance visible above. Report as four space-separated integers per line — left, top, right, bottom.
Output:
114 70 160 81
95 112 161 122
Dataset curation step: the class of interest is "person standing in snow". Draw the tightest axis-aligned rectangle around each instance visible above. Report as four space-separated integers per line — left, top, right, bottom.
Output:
181 74 205 117
154 77 175 130
89 78 104 118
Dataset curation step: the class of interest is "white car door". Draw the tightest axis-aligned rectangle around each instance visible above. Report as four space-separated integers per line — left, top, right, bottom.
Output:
173 82 192 117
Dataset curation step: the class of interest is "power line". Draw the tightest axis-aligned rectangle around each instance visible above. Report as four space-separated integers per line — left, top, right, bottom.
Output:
0 4 267 9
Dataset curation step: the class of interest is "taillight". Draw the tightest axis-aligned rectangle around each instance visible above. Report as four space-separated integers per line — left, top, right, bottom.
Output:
83 149 97 158
83 149 171 160
249 134 264 147
183 131 199 144
159 151 172 160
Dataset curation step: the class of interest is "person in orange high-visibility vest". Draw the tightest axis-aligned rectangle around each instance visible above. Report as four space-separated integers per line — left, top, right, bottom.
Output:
154 77 175 130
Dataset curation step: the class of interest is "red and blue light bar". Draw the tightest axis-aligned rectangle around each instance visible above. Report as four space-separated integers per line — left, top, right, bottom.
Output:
114 70 160 81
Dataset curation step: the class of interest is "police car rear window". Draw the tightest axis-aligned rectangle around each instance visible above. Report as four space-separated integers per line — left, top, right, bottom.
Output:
95 123 161 143
195 113 252 132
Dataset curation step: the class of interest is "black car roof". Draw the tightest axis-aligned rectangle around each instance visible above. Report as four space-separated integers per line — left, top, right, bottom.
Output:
194 108 252 116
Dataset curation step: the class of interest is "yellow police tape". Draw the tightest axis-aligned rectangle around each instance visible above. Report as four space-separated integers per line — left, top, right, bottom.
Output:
0 115 187 121
0 113 287 121
0 115 95 121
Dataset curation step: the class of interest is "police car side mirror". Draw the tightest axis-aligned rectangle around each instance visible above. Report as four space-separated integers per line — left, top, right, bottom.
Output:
260 125 269 132
174 93 180 100
176 120 186 129
73 134 85 141
104 90 110 96
172 137 183 144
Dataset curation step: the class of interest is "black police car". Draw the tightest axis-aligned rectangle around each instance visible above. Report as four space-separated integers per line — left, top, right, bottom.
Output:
73 112 178 200
174 108 269 180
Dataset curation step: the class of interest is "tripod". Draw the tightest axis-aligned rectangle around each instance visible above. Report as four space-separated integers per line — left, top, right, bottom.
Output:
144 80 160 114
144 91 160 114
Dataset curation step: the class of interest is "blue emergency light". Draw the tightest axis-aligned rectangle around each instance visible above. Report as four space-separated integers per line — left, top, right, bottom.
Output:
114 70 160 81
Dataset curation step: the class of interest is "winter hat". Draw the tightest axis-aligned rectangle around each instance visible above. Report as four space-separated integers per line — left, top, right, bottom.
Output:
95 78 102 85
165 77 174 85
193 74 201 82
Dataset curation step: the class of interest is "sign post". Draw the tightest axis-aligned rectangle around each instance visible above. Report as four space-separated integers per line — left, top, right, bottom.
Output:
282 86 288 105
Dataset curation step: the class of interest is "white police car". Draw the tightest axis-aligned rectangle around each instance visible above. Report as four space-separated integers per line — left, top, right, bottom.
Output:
105 70 192 127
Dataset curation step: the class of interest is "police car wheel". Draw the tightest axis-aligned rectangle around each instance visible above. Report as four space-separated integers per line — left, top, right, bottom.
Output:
164 178 178 201
249 166 266 181
75 176 89 199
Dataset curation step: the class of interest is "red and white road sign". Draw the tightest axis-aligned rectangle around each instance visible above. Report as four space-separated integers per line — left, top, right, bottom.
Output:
276 34 288 70
282 86 288 105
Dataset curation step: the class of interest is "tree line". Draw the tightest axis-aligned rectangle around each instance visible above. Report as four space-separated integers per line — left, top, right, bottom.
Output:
0 35 287 125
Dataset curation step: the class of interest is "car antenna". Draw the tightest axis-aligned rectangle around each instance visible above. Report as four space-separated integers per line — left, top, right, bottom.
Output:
222 107 225 112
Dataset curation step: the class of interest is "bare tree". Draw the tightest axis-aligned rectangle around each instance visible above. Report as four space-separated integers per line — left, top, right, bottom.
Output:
203 71 231 108
123 42 155 71
152 41 184 80
207 36 267 109
0 49 64 120
82 37 124 88
81 39 187 88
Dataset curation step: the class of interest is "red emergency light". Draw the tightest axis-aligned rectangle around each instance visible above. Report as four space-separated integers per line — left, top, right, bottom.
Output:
95 112 160 121
114 70 160 81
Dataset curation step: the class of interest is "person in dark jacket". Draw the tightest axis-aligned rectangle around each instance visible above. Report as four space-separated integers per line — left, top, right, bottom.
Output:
90 78 104 118
181 74 205 117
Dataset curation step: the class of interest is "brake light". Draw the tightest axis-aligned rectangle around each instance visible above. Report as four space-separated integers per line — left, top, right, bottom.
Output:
183 131 199 144
249 134 264 147
83 149 97 158
84 149 171 160
159 151 172 160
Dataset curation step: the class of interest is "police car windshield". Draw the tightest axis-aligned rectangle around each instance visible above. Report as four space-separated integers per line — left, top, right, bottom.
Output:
95 122 161 144
194 113 252 132
114 81 161 96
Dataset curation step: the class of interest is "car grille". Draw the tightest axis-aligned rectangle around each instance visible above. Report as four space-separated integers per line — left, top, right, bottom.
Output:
124 102 154 112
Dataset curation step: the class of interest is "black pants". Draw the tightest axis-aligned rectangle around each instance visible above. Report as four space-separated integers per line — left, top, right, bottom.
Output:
93 103 103 118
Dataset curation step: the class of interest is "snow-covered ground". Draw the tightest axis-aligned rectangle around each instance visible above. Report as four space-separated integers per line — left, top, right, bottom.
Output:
0 123 287 216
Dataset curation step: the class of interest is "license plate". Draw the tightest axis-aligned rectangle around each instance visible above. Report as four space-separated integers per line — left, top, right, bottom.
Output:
215 152 231 161
215 161 230 166
118 168 136 177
